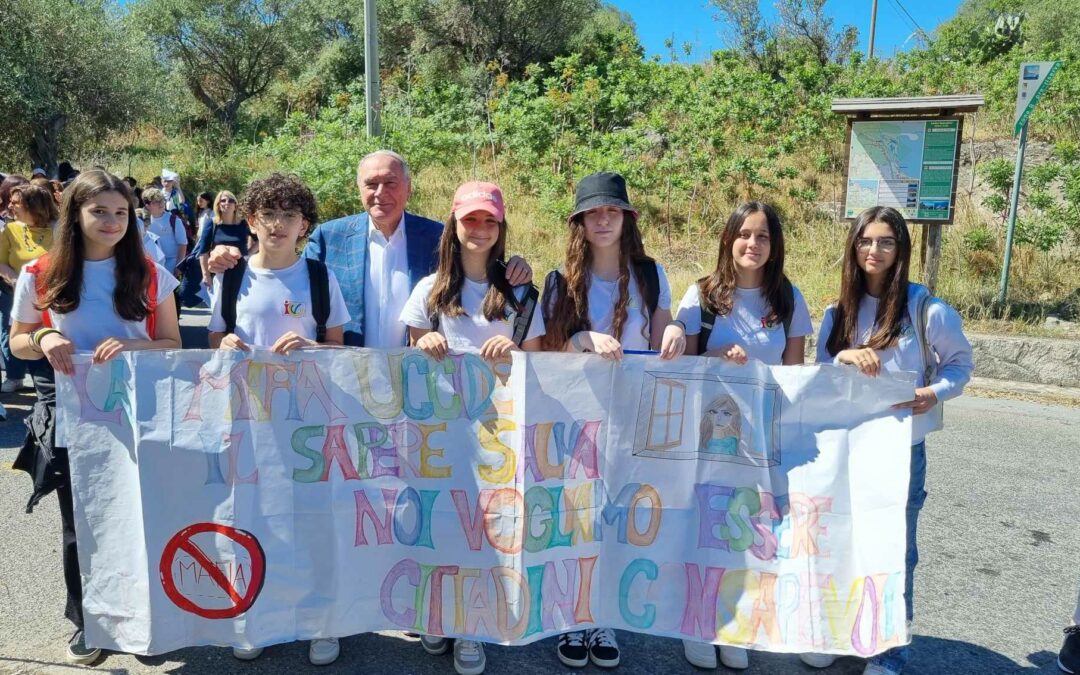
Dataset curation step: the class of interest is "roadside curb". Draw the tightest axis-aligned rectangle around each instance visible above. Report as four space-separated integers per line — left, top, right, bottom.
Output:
966 376 1080 407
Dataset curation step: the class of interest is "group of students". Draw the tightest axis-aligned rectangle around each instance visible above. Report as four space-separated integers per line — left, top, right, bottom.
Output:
9 159 977 675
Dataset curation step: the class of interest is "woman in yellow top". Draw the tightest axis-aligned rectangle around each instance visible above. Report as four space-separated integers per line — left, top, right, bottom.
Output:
0 184 57 392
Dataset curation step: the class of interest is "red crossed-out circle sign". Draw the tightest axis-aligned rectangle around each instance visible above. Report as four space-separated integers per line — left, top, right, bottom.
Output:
159 523 266 619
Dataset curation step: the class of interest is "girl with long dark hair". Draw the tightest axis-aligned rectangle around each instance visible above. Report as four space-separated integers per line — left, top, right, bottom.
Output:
676 201 812 368
9 170 181 665
813 206 973 675
401 181 543 675
674 201 813 671
541 172 683 671
542 172 684 363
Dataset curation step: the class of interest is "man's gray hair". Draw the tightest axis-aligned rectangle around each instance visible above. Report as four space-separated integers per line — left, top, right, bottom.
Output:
358 150 410 182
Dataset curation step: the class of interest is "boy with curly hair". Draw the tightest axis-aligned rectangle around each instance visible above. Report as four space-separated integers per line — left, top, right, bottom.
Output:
209 172 349 360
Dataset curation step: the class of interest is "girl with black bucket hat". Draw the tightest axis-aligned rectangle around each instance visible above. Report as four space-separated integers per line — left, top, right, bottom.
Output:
541 171 684 669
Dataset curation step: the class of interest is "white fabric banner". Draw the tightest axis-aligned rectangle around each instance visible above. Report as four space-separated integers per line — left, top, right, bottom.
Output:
57 349 915 657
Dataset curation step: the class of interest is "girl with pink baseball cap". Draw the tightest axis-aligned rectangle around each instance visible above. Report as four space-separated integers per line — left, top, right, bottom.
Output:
400 181 544 674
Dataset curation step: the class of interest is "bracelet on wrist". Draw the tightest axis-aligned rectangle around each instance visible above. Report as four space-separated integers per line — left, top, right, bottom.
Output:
670 319 686 332
31 327 61 350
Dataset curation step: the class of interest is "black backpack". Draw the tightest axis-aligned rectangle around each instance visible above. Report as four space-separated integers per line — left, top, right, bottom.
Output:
221 258 332 343
542 259 661 335
429 283 540 347
698 278 795 355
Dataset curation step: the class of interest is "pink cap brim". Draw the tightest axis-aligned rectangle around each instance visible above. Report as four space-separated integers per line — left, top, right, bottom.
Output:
455 203 504 222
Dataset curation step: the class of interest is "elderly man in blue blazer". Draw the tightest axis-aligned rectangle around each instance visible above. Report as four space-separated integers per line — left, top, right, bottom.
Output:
209 150 530 348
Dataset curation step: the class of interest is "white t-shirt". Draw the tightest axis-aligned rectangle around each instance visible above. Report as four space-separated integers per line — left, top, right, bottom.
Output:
136 220 167 265
575 263 672 351
12 258 179 348
363 215 412 348
208 257 351 347
815 285 974 443
400 274 546 352
147 212 188 271
676 284 813 365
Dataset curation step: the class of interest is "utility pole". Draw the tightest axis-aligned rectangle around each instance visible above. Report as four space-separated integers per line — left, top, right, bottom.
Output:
868 0 878 58
364 0 381 137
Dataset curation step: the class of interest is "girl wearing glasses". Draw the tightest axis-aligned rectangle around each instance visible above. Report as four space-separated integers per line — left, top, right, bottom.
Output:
812 206 973 675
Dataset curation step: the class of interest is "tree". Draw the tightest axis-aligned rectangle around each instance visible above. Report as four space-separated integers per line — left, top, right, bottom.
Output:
775 0 857 69
709 0 777 74
133 0 317 133
709 0 857 78
0 0 153 174
406 0 604 76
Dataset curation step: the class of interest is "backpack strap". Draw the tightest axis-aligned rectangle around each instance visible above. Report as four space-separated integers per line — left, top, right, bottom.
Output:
510 284 540 347
698 306 716 355
915 292 936 384
221 258 248 336
27 255 51 327
305 258 331 344
780 277 796 337
144 257 158 340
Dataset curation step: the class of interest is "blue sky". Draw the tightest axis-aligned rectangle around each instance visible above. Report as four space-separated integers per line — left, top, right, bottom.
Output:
611 0 964 62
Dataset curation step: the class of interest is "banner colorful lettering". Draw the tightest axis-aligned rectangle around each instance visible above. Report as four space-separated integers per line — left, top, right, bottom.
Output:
57 350 915 656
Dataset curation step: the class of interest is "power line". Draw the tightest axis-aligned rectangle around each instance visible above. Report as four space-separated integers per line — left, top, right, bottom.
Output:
886 0 928 40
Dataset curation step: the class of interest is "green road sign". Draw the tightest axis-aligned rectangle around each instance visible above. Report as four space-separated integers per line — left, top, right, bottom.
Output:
1014 61 1061 137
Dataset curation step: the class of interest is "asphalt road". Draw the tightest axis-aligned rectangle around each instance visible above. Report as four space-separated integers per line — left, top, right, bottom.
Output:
0 313 1076 674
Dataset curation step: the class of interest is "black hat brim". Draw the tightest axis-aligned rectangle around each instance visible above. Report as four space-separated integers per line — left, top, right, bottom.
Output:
568 195 638 222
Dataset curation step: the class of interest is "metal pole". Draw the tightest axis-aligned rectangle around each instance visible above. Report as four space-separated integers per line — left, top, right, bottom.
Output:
996 120 1028 305
364 0 381 137
868 0 878 58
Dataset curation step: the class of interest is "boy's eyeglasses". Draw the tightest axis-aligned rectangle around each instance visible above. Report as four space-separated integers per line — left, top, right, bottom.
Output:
256 209 302 223
856 237 897 253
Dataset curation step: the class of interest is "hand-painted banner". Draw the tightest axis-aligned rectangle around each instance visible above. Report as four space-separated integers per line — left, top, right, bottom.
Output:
57 349 916 657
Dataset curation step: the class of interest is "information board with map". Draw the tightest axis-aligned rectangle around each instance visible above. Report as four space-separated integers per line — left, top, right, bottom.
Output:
843 118 961 222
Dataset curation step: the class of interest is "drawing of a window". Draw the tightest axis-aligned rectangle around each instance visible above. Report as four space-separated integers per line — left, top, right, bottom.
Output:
645 378 687 450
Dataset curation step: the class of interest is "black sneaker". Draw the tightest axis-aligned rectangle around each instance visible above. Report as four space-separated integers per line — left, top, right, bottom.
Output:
587 628 620 668
1060 625 1080 674
67 629 101 665
557 631 588 668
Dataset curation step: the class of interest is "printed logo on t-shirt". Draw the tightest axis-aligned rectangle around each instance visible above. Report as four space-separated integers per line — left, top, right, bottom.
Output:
759 315 782 331
283 300 306 317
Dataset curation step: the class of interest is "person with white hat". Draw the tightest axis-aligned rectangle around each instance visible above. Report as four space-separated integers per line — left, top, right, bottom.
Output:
160 168 194 226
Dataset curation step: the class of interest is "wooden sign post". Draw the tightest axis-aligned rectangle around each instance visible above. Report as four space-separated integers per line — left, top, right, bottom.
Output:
832 95 985 293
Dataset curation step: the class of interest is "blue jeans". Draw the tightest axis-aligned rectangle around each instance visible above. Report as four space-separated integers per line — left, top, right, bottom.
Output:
870 441 927 673
0 285 27 382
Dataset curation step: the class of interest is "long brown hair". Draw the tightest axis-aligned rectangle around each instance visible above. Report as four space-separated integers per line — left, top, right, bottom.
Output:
542 210 653 350
825 206 912 357
11 184 59 227
427 214 519 321
697 201 791 325
38 170 152 321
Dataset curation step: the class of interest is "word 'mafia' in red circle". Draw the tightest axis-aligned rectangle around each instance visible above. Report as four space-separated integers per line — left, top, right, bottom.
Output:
159 523 266 619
